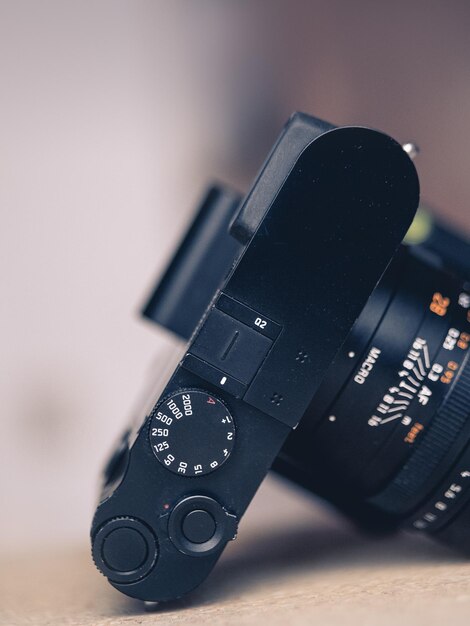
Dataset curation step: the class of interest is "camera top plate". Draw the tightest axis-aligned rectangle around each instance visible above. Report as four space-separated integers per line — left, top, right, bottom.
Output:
91 113 419 602
224 115 419 426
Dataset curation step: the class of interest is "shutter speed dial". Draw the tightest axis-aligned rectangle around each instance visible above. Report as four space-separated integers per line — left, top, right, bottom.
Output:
149 390 235 476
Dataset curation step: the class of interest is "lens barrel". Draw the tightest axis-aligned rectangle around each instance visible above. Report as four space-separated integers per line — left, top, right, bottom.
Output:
276 246 470 550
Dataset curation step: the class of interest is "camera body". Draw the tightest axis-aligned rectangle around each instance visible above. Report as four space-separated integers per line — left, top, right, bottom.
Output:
91 113 421 601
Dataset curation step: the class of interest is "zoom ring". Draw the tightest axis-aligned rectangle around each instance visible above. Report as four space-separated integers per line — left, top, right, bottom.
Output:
368 353 470 515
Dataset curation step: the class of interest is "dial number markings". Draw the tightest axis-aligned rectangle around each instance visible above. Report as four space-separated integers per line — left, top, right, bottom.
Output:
149 390 236 476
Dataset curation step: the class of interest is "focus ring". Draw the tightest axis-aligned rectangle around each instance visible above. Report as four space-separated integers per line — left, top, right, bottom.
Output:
369 353 470 515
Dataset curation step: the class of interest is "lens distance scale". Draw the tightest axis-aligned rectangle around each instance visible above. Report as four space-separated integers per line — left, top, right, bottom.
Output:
149 390 235 476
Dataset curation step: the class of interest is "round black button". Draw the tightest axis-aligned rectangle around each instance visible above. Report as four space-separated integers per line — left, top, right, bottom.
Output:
102 527 148 572
168 495 238 557
92 517 158 584
182 510 216 544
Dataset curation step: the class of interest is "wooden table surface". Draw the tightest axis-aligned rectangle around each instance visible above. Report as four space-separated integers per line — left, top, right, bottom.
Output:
3 482 470 626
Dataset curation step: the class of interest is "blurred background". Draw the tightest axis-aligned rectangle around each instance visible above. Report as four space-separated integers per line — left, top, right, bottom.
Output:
1 0 470 555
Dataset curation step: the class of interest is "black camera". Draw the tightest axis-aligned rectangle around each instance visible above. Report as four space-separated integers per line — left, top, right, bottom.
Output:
91 113 470 602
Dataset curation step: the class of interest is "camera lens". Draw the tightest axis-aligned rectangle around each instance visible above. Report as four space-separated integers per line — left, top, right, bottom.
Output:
277 247 470 551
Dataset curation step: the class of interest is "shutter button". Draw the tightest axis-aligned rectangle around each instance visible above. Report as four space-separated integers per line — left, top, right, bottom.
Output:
167 495 238 557
182 509 216 543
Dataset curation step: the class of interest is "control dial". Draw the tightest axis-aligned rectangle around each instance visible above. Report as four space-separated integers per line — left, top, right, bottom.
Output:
149 390 235 476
